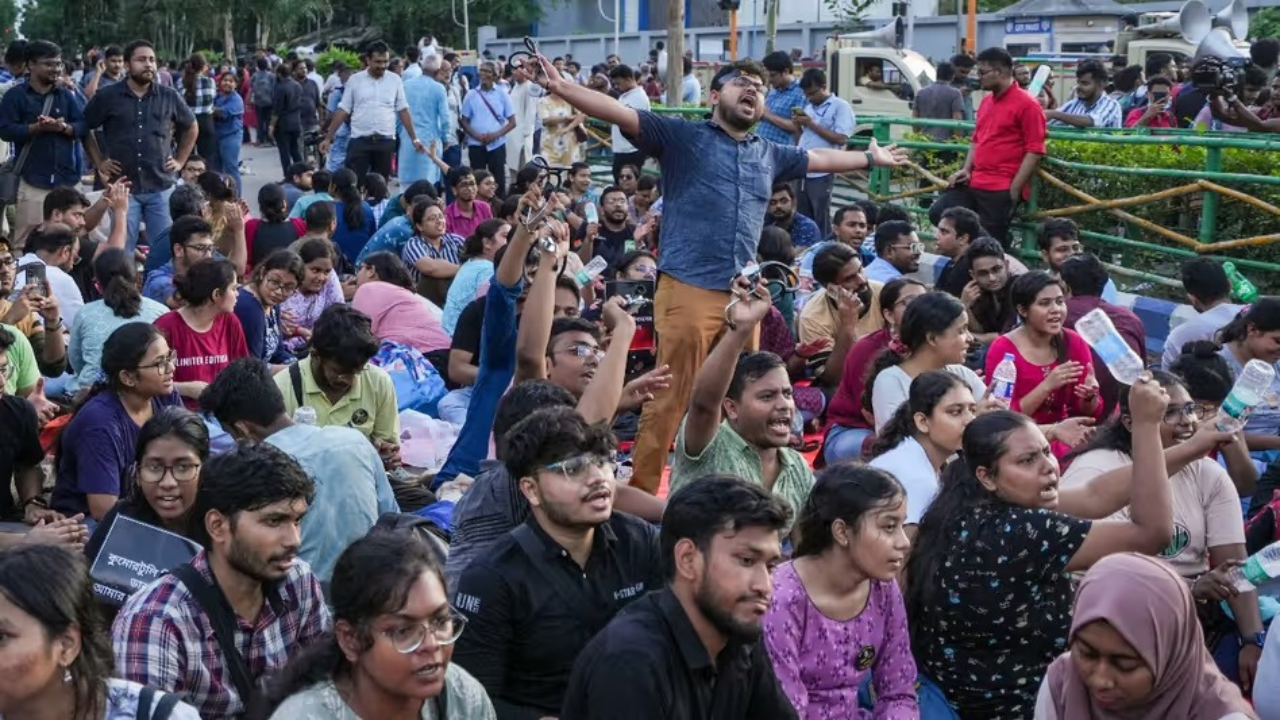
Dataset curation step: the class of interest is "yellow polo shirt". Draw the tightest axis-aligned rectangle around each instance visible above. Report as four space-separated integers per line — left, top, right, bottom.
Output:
276 358 400 446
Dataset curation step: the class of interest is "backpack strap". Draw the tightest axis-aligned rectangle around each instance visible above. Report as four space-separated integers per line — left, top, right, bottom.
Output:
171 564 256 709
289 362 304 407
151 691 183 720
136 685 155 720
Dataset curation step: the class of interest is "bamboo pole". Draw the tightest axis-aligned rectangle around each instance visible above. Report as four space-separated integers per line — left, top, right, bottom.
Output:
1034 171 1200 249
1036 183 1200 218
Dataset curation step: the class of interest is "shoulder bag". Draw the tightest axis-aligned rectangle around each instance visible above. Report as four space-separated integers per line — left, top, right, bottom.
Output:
0 91 56 204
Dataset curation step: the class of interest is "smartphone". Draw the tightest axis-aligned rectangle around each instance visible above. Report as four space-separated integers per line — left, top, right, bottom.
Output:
790 106 805 116
1151 90 1169 102
24 264 46 298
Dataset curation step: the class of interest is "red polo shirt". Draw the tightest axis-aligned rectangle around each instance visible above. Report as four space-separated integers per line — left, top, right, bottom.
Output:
970 83 1047 195
445 199 493 240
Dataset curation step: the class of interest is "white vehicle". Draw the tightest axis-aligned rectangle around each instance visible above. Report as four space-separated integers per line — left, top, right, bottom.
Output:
825 19 938 139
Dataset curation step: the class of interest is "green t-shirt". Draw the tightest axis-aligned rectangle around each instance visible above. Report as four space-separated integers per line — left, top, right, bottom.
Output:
1 322 39 394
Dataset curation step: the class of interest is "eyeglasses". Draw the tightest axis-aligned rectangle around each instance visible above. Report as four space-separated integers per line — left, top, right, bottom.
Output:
1193 402 1218 420
0 255 15 268
630 264 657 278
558 342 603 361
543 453 618 482
719 75 765 93
137 352 177 373
620 174 636 181
383 609 468 654
262 276 298 295
137 461 200 483
183 243 216 256
1163 402 1200 423
889 242 924 254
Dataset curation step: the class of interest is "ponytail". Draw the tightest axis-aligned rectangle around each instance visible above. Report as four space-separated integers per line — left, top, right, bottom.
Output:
869 370 967 458
331 168 364 231
93 248 142 318
1216 298 1280 346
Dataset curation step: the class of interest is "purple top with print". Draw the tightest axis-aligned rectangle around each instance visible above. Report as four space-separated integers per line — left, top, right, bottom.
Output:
763 561 918 719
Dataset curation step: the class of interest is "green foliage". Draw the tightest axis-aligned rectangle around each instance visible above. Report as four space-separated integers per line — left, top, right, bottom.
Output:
1249 7 1280 40
315 47 359 76
823 0 879 32
195 49 226 67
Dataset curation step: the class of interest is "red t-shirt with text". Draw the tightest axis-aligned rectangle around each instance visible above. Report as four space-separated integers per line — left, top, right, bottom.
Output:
154 311 249 409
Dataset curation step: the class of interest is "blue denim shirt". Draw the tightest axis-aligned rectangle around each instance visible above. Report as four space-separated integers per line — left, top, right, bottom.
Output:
632 111 808 291
0 83 87 189
759 79 805 145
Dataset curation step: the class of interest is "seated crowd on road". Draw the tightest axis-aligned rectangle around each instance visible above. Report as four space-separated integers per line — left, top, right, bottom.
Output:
1 28 1280 720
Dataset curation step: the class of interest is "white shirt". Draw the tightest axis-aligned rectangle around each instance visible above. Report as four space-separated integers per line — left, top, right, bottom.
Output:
869 436 940 524
14 254 83 329
871 364 985 433
614 86 651 154
508 80 540 138
1160 302 1244 370
338 70 409 139
681 74 701 105
402 63 422 81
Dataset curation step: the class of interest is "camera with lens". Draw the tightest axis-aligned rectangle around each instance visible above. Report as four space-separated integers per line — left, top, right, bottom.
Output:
1191 56 1246 95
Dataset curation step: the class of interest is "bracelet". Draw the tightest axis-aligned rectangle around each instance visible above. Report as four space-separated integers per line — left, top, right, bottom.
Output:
863 150 875 169
20 496 48 510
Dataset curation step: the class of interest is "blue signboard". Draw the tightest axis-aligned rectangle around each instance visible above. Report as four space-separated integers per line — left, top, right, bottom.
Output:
1006 17 1053 34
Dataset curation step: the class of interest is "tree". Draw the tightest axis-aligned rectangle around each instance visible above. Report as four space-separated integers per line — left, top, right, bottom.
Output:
824 0 878 32
1250 7 1280 41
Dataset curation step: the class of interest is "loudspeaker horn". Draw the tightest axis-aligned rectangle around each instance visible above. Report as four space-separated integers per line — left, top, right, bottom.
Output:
834 17 902 48
1194 26 1251 63
1211 0 1248 41
1134 0 1210 43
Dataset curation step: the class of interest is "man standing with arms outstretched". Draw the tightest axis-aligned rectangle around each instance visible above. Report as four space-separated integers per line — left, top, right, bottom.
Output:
529 52 908 494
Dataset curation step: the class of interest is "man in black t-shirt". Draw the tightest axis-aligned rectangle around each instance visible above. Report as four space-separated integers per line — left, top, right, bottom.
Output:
574 185 635 270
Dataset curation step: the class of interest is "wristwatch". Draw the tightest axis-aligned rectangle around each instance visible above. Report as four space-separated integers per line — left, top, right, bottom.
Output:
863 150 875 168
1248 630 1267 649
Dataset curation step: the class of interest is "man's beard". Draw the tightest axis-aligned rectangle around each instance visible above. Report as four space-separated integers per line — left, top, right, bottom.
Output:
693 574 764 642
226 533 292 583
718 103 756 132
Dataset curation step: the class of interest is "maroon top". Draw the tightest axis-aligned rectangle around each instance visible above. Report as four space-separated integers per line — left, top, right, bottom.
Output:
826 327 891 430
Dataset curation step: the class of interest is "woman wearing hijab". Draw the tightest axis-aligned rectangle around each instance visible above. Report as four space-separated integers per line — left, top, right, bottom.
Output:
1036 553 1256 720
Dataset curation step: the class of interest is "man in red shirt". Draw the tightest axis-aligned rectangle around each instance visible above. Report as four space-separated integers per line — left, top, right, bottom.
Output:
928 47 1046 249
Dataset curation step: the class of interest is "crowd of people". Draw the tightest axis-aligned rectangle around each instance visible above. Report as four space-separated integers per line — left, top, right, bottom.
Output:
0 27 1279 720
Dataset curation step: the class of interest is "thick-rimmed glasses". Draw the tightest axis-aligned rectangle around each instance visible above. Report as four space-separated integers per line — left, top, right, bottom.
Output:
137 353 177 373
262 276 298 295
137 461 201 483
382 609 468 654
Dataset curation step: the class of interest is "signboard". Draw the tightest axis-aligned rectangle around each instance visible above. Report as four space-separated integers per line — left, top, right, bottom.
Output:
89 514 201 606
1005 17 1053 34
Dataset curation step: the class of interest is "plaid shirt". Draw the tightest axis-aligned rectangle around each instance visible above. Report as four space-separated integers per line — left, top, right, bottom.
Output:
176 74 217 116
760 79 805 145
111 550 331 719
401 232 465 283
1051 93 1123 129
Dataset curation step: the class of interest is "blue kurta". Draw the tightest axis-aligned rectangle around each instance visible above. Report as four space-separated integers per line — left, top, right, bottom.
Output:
397 75 451 185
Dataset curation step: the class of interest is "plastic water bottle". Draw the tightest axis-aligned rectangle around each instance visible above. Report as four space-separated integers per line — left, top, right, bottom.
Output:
1215 359 1277 432
1227 540 1280 592
583 202 599 225
574 255 610 286
293 406 317 425
1074 308 1146 385
1224 262 1259 303
992 353 1018 402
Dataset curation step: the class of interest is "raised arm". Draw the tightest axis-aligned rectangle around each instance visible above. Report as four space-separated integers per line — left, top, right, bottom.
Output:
534 53 641 136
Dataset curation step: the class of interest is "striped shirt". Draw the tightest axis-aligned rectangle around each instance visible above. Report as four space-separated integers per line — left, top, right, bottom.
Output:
1050 94 1122 129
401 232 465 283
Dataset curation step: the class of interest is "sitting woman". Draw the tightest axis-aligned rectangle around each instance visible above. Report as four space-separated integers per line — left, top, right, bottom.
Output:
866 291 986 434
758 226 797 329
280 238 344 354
261 530 494 718
1036 553 1255 720
986 271 1101 456
1215 299 1280 459
51 322 184 521
403 198 466 308
0 545 201 719
906 379 1184 718
245 183 305 269
824 277 926 464
154 258 248 408
868 371 976 538
196 170 248 259
234 249 303 369
1063 370 1264 687
331 167 378 265
763 464 917 718
1170 340 1260 500
67 248 169 397
442 219 510 337
352 252 452 355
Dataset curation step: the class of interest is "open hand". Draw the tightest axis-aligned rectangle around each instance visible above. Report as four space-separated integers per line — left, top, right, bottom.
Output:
620 364 673 410
1049 417 1096 447
25 515 88 550
1041 361 1085 391
867 138 908 167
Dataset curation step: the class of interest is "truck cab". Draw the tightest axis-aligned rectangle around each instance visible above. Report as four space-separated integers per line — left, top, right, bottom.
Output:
825 37 937 138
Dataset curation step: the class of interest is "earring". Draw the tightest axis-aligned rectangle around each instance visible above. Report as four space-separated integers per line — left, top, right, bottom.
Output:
63 667 72 683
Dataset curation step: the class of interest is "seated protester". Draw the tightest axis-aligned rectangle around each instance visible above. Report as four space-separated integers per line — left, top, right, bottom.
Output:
824 277 927 464
329 168 377 265
798 204 871 280
0 545 202 719
1161 258 1243 371
112 443 330 718
1062 371 1264 686
445 166 495 240
1214 299 1280 458
201 358 399 583
352 252 451 355
245 182 305 268
1125 73 1178 128
275 305 401 458
1037 218 1119 303
1045 59 1123 128
1037 554 1255 720
280 237 345 353
765 181 822 249
985 272 1101 456
365 172 391 225
194 172 250 272
261 532 494 719
867 291 986 434
932 206 986 298
561 475 799 719
355 180 438 265
403 198 466 308
442 219 510 337
0 327 62 524
234 249 303 368
1170 341 1260 500
627 173 659 225
67 248 168 397
958 236 1019 344
757 226 797 329
0 317 54 421
0 239 66 380
14 220 85 330
905 390 1181 719
51 323 184 521
863 220 920 284
798 243 883 388
288 168 336 221
671 281 815 519
1061 253 1145 419
281 161 314 212
144 216 219 308
154 258 249 408
452 406 661 718
762 465 918 717
758 306 827 434
575 185 636 271
143 185 210 275
868 371 977 537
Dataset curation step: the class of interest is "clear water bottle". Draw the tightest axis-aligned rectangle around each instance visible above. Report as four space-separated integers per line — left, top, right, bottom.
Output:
992 353 1018 402
293 406 318 425
1228 540 1280 592
583 202 599 225
1074 308 1146 385
1216 359 1277 432
574 255 610 286
1223 262 1259 303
